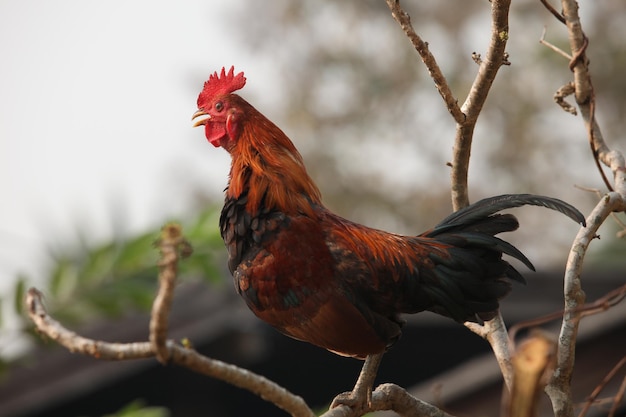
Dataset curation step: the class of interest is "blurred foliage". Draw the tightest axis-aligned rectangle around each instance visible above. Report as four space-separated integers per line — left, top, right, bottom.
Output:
9 206 225 336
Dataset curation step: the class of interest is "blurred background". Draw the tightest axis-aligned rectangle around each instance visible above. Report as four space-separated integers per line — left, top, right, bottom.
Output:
1 1 625 416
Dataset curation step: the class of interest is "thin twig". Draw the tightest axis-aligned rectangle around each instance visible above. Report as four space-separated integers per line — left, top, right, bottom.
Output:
539 0 566 24
577 356 626 417
384 0 464 124
575 184 626 236
566 33 615 192
540 26 572 60
608 375 626 417
508 283 626 342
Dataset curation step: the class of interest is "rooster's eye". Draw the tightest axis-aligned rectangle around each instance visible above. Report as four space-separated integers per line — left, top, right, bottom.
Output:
215 101 224 112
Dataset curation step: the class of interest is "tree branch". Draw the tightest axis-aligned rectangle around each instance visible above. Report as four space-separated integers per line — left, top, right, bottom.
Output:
27 288 155 360
150 224 191 363
508 283 626 342
559 0 626 197
452 0 511 209
455 0 516 393
26 223 317 417
27 287 315 417
384 0 464 125
578 356 626 417
385 0 512 208
324 384 456 417
465 313 514 390
386 0 517 394
546 192 623 417
535 2 626 415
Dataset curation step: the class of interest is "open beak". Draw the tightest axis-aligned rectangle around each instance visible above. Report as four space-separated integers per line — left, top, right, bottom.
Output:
192 109 211 127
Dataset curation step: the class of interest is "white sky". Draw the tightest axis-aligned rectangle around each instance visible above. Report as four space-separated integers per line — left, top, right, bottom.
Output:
0 0 426 361
0 1 265 321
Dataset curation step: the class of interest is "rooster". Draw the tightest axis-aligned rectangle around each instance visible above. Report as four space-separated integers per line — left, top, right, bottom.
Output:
192 66 584 367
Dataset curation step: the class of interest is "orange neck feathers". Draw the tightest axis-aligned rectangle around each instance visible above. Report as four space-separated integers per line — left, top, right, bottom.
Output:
226 102 322 217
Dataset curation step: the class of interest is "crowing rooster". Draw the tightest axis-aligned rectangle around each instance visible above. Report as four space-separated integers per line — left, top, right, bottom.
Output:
192 67 584 363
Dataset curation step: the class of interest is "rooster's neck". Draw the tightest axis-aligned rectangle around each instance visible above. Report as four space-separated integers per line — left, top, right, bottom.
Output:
225 112 322 217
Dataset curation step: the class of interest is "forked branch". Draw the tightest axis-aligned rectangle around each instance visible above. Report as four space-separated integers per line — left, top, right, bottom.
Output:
386 0 517 391
27 224 316 417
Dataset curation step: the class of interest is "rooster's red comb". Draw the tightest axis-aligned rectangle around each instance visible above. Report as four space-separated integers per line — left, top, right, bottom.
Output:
198 66 246 106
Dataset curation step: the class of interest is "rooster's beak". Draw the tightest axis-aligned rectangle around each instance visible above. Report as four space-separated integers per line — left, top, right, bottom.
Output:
192 110 211 127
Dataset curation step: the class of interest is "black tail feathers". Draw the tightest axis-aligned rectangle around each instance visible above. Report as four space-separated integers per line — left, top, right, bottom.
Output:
432 194 586 233
420 193 585 323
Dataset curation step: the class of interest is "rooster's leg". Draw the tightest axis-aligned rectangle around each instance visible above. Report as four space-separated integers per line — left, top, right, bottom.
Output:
330 352 384 412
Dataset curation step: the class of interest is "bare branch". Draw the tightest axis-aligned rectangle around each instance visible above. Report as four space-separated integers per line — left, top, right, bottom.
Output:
452 0 512 209
539 0 566 24
608 374 626 417
150 223 191 363
26 287 317 417
575 185 626 237
508 283 626 341
533 2 626 415
27 222 316 417
547 192 624 417
386 0 517 392
26 288 155 360
324 384 457 417
466 313 514 390
578 356 626 417
384 0 464 125
540 26 572 60
455 0 517 392
560 0 626 196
